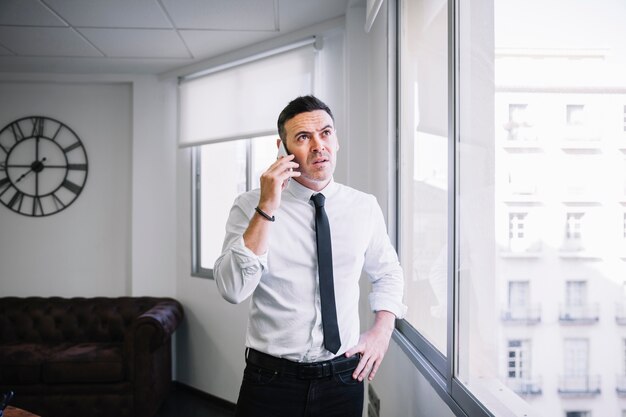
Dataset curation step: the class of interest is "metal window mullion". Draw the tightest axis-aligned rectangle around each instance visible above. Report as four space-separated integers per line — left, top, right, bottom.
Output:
448 0 460 394
246 139 253 191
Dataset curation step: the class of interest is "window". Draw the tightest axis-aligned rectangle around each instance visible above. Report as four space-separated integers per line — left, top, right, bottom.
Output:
566 105 586 126
394 0 623 416
505 281 538 322
507 339 529 379
505 104 534 141
192 136 276 277
397 0 449 361
508 212 527 251
561 339 590 392
565 212 584 248
561 281 594 322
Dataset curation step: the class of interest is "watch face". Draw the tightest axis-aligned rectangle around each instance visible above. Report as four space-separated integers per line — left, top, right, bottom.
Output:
0 116 88 217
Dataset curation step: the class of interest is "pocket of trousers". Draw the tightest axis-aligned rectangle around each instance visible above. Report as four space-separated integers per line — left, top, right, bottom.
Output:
334 369 362 386
243 364 279 385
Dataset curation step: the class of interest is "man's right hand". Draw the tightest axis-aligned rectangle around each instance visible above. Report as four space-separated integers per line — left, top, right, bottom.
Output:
257 153 300 216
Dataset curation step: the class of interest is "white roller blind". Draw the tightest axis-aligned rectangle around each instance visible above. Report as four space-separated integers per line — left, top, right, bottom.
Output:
179 43 316 147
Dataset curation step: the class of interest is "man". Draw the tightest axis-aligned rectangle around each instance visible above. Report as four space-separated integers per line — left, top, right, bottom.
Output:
214 95 406 417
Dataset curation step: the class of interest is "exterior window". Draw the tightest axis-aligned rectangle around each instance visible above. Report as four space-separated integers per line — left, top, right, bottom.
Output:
503 281 540 324
506 104 533 140
566 213 583 240
560 339 598 395
564 212 584 251
566 105 586 126
565 281 586 308
564 338 588 376
507 339 529 379
508 212 528 252
508 281 529 313
192 135 276 277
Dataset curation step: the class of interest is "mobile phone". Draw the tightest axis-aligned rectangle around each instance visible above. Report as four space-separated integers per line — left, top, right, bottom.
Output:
277 141 291 186
277 141 289 159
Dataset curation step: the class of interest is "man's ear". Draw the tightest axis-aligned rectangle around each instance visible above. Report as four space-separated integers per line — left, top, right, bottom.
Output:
276 138 282 149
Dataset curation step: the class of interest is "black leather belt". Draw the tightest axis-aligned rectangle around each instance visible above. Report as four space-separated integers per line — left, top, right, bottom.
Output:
246 348 360 380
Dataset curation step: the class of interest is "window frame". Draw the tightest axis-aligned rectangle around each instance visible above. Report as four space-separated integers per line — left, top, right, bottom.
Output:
391 0 506 416
191 140 252 279
391 0 494 416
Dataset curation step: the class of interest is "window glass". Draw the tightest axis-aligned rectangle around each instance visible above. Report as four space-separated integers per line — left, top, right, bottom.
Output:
398 0 449 355
456 0 625 415
195 135 276 276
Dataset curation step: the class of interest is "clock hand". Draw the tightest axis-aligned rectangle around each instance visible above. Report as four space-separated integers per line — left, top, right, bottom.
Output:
15 157 47 183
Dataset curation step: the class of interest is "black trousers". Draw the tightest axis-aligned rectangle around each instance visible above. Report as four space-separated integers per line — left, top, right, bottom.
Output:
235 351 364 417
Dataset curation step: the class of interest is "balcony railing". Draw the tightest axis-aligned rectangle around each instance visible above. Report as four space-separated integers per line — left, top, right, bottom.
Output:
501 304 542 324
558 303 600 324
617 375 626 396
506 377 542 396
616 301 626 325
558 375 601 396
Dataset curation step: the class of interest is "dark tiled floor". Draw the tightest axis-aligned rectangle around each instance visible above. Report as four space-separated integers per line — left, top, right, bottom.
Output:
156 384 236 417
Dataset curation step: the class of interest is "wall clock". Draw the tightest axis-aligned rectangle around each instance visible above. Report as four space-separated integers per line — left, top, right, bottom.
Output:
0 116 88 217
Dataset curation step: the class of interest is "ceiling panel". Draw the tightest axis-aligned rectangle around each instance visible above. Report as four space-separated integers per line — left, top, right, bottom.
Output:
78 28 191 58
180 29 276 61
0 27 102 57
161 0 277 30
0 0 67 26
44 0 172 29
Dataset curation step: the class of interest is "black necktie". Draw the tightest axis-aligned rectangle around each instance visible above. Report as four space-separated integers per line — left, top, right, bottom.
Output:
311 193 341 354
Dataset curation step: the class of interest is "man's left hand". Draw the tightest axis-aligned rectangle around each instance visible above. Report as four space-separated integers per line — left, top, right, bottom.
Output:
344 310 396 382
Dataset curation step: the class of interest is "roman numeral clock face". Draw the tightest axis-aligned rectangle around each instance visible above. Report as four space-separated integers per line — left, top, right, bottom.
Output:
0 116 88 217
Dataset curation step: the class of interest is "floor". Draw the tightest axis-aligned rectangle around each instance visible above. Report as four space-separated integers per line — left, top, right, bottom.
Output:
155 384 236 417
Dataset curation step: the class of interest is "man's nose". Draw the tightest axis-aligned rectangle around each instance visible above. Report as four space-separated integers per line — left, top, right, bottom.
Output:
310 135 325 152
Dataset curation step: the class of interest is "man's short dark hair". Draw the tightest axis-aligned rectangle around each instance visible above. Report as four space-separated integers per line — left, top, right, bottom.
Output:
277 95 334 142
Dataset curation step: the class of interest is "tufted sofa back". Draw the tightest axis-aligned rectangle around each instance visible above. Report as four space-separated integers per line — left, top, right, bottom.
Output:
0 297 167 344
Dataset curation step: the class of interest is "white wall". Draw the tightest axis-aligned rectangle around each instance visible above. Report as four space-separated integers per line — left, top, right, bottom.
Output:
0 74 177 299
0 80 132 296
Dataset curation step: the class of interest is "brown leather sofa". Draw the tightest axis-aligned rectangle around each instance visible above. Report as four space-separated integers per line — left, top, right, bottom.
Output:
0 296 184 417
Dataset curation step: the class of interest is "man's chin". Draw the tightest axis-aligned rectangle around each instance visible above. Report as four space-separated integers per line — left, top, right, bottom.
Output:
294 174 332 190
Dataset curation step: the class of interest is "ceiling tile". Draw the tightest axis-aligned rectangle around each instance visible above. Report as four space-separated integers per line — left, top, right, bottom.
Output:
44 0 172 28
0 27 102 57
180 30 276 61
78 28 191 58
161 0 277 30
0 0 67 26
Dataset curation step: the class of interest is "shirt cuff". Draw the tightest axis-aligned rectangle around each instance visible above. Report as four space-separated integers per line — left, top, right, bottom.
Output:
369 293 408 320
230 236 268 275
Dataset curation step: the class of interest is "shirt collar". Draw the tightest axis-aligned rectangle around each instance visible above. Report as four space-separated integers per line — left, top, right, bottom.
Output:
286 178 339 202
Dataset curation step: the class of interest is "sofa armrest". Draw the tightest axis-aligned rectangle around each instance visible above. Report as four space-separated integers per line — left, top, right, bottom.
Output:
128 298 184 352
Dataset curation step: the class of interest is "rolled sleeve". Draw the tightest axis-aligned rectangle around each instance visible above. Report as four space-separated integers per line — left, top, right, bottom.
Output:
214 195 267 304
364 197 407 319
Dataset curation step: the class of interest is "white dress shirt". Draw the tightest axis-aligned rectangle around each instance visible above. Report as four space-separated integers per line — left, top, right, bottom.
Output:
214 179 407 362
